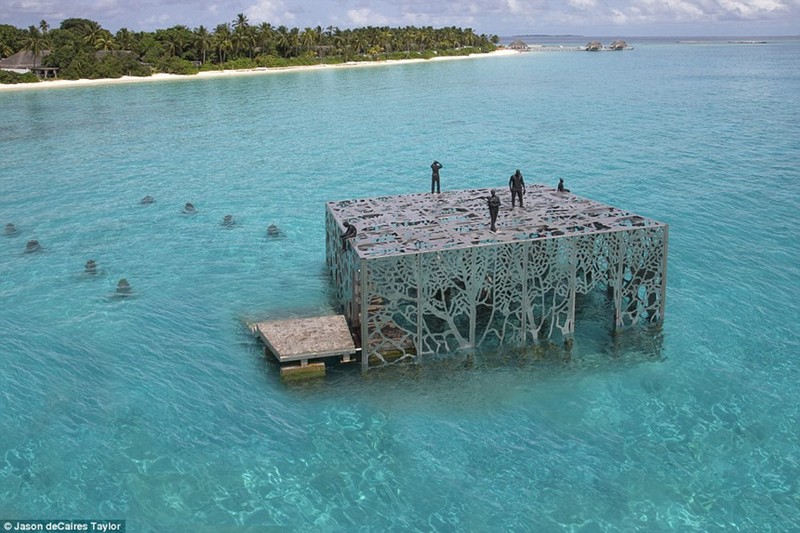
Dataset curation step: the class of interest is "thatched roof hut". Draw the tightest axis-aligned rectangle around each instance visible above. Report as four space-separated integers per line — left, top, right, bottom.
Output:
508 39 530 51
609 39 628 50
0 50 49 69
0 50 57 78
585 40 603 51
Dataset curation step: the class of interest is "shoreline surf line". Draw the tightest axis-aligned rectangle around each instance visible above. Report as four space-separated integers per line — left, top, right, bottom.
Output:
0 49 520 93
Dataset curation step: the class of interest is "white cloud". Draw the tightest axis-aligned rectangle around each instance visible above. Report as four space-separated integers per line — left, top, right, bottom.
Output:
346 8 390 25
718 0 788 17
610 8 630 23
567 0 598 10
2 0 799 36
505 0 527 14
616 0 705 23
245 0 295 25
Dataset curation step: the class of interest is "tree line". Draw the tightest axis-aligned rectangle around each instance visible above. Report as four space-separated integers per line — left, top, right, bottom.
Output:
0 16 499 83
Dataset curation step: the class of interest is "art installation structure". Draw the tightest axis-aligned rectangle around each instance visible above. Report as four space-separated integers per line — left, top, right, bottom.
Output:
326 185 668 370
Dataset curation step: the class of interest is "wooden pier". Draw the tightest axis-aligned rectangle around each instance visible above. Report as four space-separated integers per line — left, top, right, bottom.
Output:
251 315 357 379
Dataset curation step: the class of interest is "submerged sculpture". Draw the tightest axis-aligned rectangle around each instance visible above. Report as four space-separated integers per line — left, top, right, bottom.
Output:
183 202 196 214
266 224 282 237
85 259 97 274
116 278 132 295
25 240 41 253
140 195 155 204
4 223 17 235
222 214 235 226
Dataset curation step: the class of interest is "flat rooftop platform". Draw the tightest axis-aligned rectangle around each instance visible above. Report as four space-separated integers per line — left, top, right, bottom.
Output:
252 315 356 363
326 185 666 259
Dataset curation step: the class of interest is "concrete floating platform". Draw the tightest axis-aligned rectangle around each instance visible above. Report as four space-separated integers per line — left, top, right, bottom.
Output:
252 315 356 364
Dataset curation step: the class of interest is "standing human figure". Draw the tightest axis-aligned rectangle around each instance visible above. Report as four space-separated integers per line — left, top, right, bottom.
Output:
431 160 443 194
487 189 501 232
557 178 570 193
509 169 526 208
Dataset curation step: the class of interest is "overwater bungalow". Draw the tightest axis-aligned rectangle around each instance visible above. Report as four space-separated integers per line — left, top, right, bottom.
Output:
508 39 530 51
609 39 629 50
585 40 603 51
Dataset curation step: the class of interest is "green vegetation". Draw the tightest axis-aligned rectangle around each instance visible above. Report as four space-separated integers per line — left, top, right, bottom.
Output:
0 16 498 83
0 69 39 84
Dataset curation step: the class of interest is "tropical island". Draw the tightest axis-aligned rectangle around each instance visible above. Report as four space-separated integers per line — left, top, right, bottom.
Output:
0 16 499 85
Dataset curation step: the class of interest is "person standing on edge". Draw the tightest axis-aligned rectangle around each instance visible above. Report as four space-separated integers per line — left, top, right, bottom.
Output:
431 160 443 194
488 189 501 232
509 169 525 208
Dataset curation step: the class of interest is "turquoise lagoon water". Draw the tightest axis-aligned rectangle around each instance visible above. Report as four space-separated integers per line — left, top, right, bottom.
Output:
1 38 799 531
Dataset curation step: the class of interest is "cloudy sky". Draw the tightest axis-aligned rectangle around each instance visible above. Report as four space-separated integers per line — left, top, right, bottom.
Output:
2 0 798 36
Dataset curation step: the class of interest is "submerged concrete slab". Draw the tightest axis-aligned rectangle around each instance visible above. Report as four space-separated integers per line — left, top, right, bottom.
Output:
280 362 326 380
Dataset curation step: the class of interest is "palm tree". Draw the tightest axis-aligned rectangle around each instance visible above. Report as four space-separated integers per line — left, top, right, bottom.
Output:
300 27 319 55
379 30 393 53
194 26 211 64
82 20 104 48
233 13 249 32
256 22 274 55
288 27 300 57
213 23 232 63
169 26 190 57
39 20 49 34
115 28 135 51
275 26 290 58
22 25 47 68
244 27 257 58
231 14 251 59
95 31 115 51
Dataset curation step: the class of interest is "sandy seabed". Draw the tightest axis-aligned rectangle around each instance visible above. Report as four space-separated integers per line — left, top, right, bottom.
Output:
0 49 519 92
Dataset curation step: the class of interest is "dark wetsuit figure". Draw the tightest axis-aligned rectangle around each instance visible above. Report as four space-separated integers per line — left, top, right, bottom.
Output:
341 221 357 251
509 169 526 208
116 278 132 295
488 190 501 232
557 178 570 193
431 161 443 194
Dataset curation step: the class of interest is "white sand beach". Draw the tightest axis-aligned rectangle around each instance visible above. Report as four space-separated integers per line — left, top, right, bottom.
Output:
0 49 519 92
